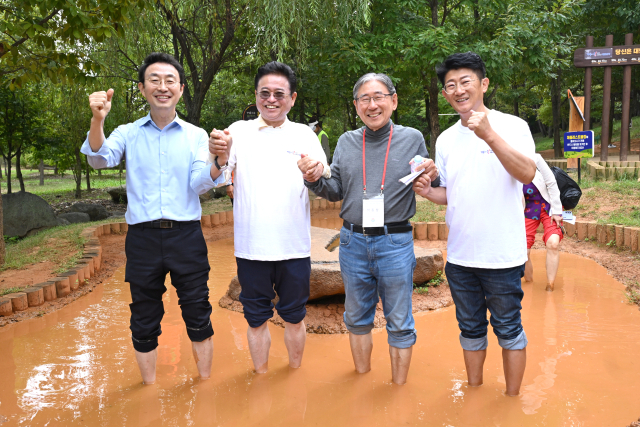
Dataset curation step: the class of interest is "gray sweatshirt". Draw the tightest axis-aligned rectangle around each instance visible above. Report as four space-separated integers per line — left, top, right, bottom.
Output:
306 120 438 225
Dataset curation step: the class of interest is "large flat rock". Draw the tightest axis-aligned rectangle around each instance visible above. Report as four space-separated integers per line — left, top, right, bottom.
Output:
224 226 444 302
2 192 63 237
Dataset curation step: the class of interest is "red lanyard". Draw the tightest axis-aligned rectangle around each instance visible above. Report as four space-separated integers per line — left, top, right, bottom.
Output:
362 124 393 194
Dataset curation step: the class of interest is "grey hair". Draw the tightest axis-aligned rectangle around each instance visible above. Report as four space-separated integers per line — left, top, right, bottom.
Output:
353 73 396 100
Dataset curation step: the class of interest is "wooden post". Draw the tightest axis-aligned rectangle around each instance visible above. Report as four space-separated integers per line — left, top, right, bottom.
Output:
600 35 614 161
583 36 593 132
620 32 633 161
567 94 584 169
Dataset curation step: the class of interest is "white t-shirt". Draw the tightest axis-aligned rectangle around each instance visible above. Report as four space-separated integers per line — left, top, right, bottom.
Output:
226 117 329 261
436 110 535 268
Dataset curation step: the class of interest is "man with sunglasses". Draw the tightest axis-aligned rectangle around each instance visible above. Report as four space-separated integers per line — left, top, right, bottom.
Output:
413 52 536 396
210 61 329 373
299 73 439 385
82 52 227 384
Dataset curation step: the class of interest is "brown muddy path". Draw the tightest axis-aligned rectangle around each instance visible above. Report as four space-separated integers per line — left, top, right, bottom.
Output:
1 218 640 425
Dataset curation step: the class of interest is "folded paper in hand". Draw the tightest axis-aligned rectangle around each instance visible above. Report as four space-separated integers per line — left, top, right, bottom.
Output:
399 155 426 186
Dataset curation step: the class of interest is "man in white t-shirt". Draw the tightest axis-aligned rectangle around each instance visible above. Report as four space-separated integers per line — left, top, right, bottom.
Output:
209 62 329 373
413 52 536 396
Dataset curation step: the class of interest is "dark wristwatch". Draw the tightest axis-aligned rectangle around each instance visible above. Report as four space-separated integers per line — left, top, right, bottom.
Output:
214 156 228 171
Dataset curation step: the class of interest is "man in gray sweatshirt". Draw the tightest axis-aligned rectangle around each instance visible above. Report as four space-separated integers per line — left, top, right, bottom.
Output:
299 73 438 384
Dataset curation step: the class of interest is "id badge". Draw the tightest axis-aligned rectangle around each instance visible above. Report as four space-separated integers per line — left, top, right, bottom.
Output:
362 193 384 227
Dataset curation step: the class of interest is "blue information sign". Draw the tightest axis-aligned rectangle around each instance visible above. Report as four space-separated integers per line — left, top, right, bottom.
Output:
564 131 594 159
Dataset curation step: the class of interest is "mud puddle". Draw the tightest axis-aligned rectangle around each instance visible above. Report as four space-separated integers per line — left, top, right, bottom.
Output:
0 240 639 426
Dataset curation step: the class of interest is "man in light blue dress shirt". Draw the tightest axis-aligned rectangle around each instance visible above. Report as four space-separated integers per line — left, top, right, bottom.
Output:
81 52 227 385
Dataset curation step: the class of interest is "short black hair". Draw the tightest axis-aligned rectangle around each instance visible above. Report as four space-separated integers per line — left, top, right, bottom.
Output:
435 52 486 86
138 52 185 85
254 61 297 93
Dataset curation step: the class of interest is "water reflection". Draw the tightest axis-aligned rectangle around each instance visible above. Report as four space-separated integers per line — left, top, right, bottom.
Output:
0 246 639 426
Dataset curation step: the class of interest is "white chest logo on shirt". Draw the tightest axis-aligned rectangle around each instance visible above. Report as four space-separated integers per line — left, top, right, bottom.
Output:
480 149 495 154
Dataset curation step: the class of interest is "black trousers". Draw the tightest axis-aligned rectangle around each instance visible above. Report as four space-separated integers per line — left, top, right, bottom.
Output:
124 221 213 352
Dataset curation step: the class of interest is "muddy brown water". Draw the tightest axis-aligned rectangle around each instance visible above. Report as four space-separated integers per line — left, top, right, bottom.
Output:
1 225 639 425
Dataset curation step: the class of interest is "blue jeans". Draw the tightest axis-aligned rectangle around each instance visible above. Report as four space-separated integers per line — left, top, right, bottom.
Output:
339 226 417 349
445 262 528 351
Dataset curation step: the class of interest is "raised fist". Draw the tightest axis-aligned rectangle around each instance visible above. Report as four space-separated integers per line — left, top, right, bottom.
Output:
89 89 114 121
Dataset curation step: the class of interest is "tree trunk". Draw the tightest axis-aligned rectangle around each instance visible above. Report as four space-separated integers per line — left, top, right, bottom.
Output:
39 159 44 185
16 147 25 192
427 76 441 158
537 119 545 136
5 156 11 194
609 93 615 145
74 147 82 198
85 163 91 191
551 76 562 158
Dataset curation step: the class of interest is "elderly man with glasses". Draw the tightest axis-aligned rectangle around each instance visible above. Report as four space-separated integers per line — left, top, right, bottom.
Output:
210 61 329 374
299 73 439 384
82 52 228 384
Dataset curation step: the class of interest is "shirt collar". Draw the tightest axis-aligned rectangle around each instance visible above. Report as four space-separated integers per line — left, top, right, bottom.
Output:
139 112 183 130
256 114 289 130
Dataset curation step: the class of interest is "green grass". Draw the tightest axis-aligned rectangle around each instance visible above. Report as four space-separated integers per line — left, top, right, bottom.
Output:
567 170 640 227
413 270 445 294
2 217 124 273
411 200 446 222
201 197 233 215
534 115 640 153
0 286 26 297
1 169 125 202
625 283 640 305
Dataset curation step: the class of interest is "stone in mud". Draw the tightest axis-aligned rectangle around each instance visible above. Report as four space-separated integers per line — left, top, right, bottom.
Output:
223 226 444 303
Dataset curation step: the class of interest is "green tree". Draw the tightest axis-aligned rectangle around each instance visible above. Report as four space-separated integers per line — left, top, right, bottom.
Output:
0 0 145 87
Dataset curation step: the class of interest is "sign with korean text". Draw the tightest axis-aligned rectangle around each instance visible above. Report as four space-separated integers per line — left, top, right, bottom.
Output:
564 131 594 159
573 45 640 68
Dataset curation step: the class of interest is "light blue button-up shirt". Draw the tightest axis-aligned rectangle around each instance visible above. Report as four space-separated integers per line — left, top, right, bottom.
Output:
81 114 224 225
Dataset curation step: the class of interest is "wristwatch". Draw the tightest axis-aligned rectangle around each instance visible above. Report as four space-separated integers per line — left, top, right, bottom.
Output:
214 156 228 172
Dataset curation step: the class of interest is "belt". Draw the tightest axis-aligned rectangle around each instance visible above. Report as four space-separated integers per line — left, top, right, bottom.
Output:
343 220 413 236
130 220 199 229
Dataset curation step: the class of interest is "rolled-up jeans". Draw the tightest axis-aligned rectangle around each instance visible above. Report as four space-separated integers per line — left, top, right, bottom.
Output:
445 261 528 351
339 226 417 349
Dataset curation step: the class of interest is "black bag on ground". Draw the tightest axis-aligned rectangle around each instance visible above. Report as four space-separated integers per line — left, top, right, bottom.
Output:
549 166 582 209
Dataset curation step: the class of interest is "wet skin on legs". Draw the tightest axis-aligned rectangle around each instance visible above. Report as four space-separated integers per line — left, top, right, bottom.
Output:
192 337 213 379
545 234 560 291
463 348 526 395
349 332 373 373
248 322 271 373
248 320 306 372
135 349 158 385
349 332 413 385
525 234 561 291
284 320 306 369
389 345 413 385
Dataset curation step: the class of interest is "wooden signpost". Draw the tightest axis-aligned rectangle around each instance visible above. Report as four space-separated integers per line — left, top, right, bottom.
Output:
565 90 585 169
573 33 637 161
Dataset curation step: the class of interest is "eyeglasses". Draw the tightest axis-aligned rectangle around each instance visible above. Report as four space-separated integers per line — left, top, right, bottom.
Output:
443 79 478 94
258 90 290 100
356 93 393 105
146 78 180 88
